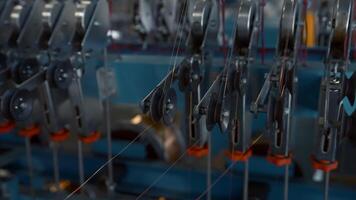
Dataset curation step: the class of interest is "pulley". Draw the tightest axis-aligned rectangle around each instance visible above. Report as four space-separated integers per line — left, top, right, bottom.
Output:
149 87 177 125
47 60 74 90
162 88 177 125
277 0 300 57
12 58 40 83
329 0 353 59
1 89 33 121
235 0 257 56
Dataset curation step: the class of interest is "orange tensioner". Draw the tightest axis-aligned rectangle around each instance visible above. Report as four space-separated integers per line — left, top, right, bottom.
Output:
79 131 101 144
311 156 338 173
225 149 253 162
19 124 41 138
267 153 292 167
187 145 209 158
50 129 70 143
0 120 15 134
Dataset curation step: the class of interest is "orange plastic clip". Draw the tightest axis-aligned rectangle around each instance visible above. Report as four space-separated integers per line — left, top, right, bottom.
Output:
79 131 101 144
312 157 338 172
0 121 15 134
19 124 40 138
267 154 292 167
225 149 253 162
50 129 70 142
187 145 209 158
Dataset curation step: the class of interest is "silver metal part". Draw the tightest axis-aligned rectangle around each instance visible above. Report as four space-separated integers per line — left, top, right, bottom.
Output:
190 0 212 53
81 0 110 54
48 0 76 54
278 0 299 57
0 0 32 47
314 0 353 163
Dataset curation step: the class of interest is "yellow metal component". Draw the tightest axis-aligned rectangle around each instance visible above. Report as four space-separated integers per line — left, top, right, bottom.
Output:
304 10 316 47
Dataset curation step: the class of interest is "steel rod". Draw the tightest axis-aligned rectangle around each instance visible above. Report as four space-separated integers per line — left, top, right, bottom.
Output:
243 160 249 200
52 142 60 192
105 98 115 193
324 171 330 200
25 137 34 198
78 140 85 192
284 165 289 200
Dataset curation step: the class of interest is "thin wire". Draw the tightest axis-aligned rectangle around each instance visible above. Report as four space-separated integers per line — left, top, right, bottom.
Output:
195 134 263 200
63 125 153 200
216 5 240 108
164 0 189 91
135 138 202 199
168 0 189 68
196 162 235 200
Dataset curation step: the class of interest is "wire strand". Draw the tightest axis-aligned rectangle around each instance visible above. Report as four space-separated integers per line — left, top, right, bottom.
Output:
135 138 202 199
63 125 154 200
195 134 263 200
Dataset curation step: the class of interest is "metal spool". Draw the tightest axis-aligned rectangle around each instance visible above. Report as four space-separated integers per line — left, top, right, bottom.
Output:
235 0 256 56
1 89 33 121
149 87 164 123
12 58 40 83
162 88 177 125
190 0 212 52
278 0 300 57
329 0 353 59
47 60 74 90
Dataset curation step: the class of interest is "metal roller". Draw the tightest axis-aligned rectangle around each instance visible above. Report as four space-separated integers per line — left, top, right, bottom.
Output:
278 0 300 57
190 0 212 53
329 0 353 59
235 0 256 56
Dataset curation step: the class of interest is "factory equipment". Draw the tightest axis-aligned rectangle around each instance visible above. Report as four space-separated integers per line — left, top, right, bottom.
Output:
0 0 354 200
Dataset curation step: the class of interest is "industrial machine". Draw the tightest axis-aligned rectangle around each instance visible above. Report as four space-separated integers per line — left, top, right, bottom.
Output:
0 0 355 200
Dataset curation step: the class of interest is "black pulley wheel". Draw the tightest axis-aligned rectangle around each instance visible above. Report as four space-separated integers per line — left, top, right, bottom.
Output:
178 61 191 91
1 89 33 121
149 88 164 123
162 88 177 125
206 92 220 131
12 58 40 83
235 0 256 55
278 0 299 57
329 0 353 59
48 60 74 90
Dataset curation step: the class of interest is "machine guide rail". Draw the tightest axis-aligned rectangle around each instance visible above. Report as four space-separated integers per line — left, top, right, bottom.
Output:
312 1 354 200
251 0 305 199
141 0 218 151
194 1 260 200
